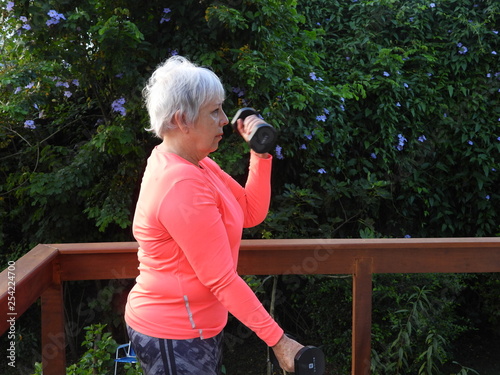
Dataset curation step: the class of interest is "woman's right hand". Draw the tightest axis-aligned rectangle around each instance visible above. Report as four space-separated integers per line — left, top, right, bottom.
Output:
271 334 304 373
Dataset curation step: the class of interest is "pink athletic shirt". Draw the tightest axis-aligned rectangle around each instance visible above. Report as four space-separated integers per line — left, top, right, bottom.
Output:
125 144 284 346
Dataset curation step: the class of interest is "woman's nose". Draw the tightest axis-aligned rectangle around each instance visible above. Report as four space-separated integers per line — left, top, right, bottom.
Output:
220 110 229 126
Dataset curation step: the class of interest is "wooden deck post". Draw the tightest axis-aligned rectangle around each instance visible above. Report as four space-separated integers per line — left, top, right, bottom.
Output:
41 279 66 374
352 258 373 375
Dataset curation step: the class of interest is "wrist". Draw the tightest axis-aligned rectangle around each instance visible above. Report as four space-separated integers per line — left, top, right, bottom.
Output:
251 150 270 159
272 333 286 348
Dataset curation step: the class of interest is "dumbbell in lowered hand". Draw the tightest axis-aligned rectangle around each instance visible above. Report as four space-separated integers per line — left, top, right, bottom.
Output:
230 107 278 154
269 336 326 375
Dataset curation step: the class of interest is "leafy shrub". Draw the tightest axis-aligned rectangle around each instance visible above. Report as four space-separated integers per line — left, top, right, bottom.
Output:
279 273 475 374
33 323 141 375
2 1 498 245
1 1 499 374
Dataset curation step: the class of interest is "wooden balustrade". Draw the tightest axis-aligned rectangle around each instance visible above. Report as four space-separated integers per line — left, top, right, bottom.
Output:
1 238 500 374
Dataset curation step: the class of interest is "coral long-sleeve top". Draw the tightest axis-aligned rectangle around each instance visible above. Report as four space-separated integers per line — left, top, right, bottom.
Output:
125 144 283 346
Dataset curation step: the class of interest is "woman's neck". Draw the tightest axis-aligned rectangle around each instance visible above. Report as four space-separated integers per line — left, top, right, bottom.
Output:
160 138 201 167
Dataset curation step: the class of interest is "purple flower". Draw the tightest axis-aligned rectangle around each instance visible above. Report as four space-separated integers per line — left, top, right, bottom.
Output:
404 234 412 238
492 51 498 55
25 82 34 89
72 79 80 86
323 108 330 115
370 153 377 159
485 195 490 200
6 1 14 12
46 10 66 26
468 140 474 145
160 8 172 24
418 135 427 142
457 43 468 54
232 87 245 97
318 168 327 174
111 97 127 116
340 105 345 111
19 16 28 22
396 133 407 150
63 91 72 98
24 120 36 129
316 115 326 122
22 24 31 30
309 72 323 81
429 3 436 8
383 71 390 77
275 145 284 160
14 87 21 94
300 144 307 150
396 102 401 107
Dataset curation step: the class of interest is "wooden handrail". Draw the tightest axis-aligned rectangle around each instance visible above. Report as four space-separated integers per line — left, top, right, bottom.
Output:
0 244 59 323
1 238 500 374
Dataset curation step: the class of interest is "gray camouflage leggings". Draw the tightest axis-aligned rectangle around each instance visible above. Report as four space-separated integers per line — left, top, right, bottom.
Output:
127 325 224 375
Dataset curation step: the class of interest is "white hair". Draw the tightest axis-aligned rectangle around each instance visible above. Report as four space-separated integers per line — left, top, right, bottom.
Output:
143 56 225 138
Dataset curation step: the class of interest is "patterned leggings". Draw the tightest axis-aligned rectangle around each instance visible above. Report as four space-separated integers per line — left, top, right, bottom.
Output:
127 325 224 375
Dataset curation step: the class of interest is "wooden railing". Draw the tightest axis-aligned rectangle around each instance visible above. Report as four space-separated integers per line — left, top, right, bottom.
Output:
1 238 500 374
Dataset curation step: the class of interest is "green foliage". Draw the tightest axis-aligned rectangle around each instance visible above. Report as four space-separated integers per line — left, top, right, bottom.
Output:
1 0 499 374
66 324 117 375
32 323 142 375
273 0 500 239
283 273 475 374
2 0 498 248
369 274 475 374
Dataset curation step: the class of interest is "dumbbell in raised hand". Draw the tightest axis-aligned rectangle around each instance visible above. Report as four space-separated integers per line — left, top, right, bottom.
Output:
270 337 325 375
230 107 278 154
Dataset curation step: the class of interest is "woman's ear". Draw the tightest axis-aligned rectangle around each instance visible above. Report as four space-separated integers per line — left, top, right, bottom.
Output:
172 111 190 133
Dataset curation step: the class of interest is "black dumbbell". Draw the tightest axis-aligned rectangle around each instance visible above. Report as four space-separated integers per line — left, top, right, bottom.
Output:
269 337 325 375
230 107 278 154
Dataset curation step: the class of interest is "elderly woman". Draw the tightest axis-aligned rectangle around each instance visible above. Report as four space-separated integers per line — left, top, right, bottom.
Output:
125 56 303 374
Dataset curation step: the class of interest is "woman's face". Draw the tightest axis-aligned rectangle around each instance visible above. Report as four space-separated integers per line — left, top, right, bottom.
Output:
190 98 228 157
